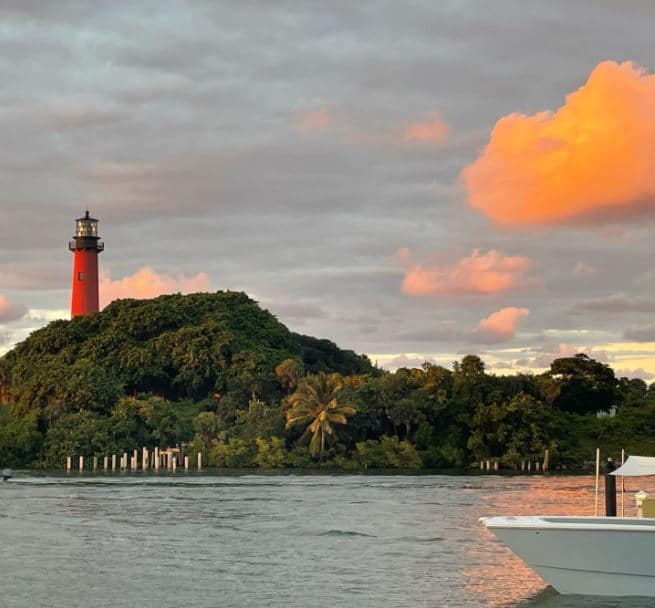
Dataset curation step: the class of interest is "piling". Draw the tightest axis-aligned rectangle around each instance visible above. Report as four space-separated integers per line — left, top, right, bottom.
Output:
154 447 160 471
197 452 202 471
594 448 601 516
112 454 116 471
621 448 626 517
103 456 108 471
142 447 148 470
493 460 499 471
172 457 177 472
527 460 531 472
123 452 128 471
93 456 98 472
536 461 540 472
605 458 617 516
543 449 549 472
184 456 189 471
66 456 72 472
521 460 525 471
79 456 84 472
479 461 484 470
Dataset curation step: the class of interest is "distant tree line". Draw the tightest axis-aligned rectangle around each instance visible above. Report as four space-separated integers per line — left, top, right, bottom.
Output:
0 292 653 469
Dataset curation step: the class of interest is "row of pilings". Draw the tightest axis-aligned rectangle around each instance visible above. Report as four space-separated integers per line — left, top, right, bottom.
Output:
66 447 203 473
479 449 550 473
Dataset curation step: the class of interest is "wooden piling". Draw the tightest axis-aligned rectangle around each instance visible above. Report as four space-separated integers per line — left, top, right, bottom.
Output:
123 452 128 470
104 456 108 471
184 456 189 471
93 456 98 472
79 456 84 472
142 447 148 470
521 460 525 471
154 447 159 471
527 460 532 472
172 457 177 472
66 456 72 472
197 452 202 471
543 449 549 472
594 447 601 517
621 448 625 517
112 454 116 471
536 461 540 472
494 460 499 471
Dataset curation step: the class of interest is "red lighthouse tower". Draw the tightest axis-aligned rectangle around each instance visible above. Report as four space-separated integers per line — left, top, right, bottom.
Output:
69 211 104 317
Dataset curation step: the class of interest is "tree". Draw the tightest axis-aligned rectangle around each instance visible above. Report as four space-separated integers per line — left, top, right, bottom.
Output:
285 372 356 458
550 354 618 415
275 358 303 393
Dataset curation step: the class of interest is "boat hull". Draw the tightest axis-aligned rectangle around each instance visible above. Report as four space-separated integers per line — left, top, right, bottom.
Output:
481 516 655 596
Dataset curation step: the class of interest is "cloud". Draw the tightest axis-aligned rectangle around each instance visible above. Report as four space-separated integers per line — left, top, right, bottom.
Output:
293 108 334 135
0 293 27 323
379 353 438 370
399 248 530 296
100 266 210 308
520 343 611 368
81 162 160 183
473 307 529 344
573 261 596 277
615 368 655 380
461 61 655 226
623 323 655 343
403 111 448 143
571 294 655 315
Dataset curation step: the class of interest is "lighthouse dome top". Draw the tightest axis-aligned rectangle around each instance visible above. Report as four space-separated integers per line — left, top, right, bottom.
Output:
75 210 99 238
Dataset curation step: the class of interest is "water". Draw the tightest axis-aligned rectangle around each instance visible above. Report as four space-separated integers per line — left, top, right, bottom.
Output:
1 473 653 608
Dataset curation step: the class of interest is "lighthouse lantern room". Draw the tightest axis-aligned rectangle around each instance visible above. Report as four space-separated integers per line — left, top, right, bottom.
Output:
69 211 104 317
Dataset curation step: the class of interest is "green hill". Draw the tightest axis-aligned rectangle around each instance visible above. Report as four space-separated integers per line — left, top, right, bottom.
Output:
0 291 372 465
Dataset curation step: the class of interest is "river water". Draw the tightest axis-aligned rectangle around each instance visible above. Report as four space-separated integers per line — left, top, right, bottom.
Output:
1 472 653 608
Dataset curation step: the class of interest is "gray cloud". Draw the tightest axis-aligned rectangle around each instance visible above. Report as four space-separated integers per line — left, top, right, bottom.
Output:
570 294 655 316
624 325 655 343
0 1 654 373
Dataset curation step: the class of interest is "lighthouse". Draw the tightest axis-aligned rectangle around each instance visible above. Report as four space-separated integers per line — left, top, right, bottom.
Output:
69 211 104 317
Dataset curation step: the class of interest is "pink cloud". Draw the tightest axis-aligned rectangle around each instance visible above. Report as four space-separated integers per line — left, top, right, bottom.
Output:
460 61 655 226
474 307 529 344
403 111 448 143
521 343 611 369
100 266 210 308
616 368 655 380
400 248 531 296
0 293 27 323
294 108 334 135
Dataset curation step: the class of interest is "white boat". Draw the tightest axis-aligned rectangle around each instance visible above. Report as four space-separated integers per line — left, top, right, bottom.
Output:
481 455 655 596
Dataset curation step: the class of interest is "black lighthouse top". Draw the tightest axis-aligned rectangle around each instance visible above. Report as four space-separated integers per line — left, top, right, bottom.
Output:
69 210 104 252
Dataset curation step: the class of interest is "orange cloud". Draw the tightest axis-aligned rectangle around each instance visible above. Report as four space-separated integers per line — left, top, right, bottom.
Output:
0 293 26 323
400 248 530 295
474 307 529 343
100 266 210 308
403 111 448 143
460 61 655 225
294 108 334 135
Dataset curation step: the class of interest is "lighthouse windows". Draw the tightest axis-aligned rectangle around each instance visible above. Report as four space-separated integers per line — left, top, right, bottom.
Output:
78 272 85 281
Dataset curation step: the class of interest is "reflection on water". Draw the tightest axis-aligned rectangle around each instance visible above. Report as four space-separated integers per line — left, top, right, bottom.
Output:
0 472 653 608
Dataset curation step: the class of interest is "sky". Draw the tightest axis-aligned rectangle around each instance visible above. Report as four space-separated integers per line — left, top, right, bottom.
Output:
1 1 655 379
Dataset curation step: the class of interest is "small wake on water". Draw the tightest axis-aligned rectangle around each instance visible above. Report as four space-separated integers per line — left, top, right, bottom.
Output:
318 529 376 538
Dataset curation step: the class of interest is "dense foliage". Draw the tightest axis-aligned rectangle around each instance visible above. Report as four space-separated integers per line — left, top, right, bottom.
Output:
0 292 653 470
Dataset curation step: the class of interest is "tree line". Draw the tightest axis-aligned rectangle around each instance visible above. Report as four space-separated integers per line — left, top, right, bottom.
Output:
0 291 653 469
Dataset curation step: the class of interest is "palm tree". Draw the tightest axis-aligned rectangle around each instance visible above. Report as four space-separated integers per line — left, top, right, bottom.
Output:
285 372 356 459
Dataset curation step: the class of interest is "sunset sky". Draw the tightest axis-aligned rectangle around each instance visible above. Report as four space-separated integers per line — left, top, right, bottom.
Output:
1 1 655 379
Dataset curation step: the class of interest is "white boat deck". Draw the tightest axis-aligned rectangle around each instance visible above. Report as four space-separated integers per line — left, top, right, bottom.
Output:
482 515 655 532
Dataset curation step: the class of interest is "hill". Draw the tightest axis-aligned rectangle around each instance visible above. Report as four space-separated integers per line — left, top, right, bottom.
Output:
0 291 373 465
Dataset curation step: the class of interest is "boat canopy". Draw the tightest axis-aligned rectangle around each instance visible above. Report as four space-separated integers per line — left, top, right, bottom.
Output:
611 456 655 477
